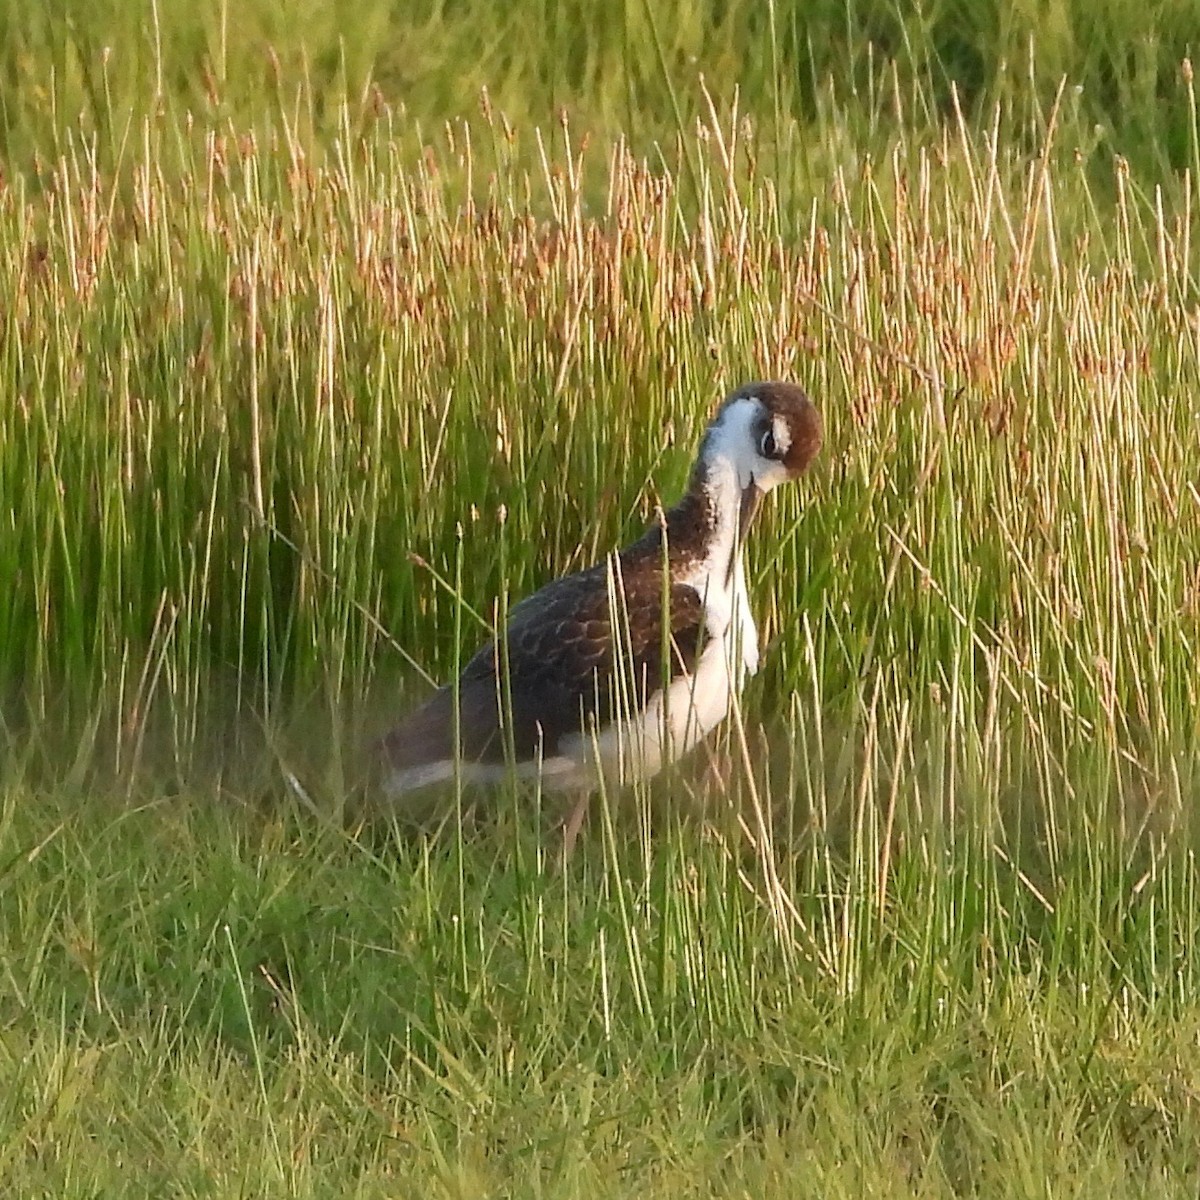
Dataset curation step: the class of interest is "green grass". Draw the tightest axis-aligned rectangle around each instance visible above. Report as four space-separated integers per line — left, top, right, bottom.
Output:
3 1 1200 1193
1 0 1197 178
5 755 1200 1195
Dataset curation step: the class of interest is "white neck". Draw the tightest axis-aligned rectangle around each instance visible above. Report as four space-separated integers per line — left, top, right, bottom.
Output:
687 397 762 596
677 432 759 676
693 453 745 597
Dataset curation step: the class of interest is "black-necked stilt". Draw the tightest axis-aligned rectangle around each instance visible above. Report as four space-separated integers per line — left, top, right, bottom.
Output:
379 382 822 855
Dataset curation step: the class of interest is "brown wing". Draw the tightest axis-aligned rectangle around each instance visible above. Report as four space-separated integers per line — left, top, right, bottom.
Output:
379 562 706 775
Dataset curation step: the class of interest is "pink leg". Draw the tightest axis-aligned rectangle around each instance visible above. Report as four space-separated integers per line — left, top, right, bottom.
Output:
700 740 734 796
559 791 591 864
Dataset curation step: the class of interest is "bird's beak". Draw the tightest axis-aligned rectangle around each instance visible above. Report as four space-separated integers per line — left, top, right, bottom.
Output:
737 481 763 545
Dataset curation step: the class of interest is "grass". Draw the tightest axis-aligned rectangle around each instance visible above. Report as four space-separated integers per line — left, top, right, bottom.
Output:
6 759 1200 1194
1 0 1198 179
2 1 1200 1194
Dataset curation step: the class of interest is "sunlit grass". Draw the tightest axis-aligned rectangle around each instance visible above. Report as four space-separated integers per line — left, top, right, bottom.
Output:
2 24 1200 1197
2 79 1197 774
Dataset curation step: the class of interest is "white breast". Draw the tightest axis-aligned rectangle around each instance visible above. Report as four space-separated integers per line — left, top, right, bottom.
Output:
387 557 760 798
555 550 758 789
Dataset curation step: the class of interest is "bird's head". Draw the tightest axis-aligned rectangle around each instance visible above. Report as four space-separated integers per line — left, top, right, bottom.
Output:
700 381 823 538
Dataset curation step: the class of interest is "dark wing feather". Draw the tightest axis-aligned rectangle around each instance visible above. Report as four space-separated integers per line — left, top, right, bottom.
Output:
380 561 706 773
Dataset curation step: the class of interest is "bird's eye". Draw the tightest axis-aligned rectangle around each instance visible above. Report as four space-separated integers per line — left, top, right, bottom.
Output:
760 428 778 459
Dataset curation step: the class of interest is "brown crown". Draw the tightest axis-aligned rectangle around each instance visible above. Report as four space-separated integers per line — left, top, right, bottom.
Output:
734 380 823 476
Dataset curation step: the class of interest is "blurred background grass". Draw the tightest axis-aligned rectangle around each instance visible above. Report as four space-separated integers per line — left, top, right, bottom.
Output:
0 0 1196 176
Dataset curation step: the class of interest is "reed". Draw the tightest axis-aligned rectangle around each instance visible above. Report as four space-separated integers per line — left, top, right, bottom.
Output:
2 10 1200 1194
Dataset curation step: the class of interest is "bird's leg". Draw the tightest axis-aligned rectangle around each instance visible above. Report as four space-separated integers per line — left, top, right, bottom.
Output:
559 791 591 866
699 734 734 799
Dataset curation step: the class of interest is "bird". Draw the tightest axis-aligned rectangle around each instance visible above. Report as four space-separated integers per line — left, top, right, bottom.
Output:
377 381 822 856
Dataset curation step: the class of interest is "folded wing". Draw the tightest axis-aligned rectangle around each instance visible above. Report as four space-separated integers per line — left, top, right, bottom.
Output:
379 563 706 781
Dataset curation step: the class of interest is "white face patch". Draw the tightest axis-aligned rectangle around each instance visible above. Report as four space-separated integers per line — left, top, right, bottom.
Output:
769 413 791 456
701 395 795 494
703 396 762 490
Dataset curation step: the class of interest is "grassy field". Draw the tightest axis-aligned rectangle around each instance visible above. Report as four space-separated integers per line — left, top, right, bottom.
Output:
3 1 1200 1194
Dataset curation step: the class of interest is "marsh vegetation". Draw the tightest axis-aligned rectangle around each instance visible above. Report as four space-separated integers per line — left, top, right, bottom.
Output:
2 1 1200 1193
